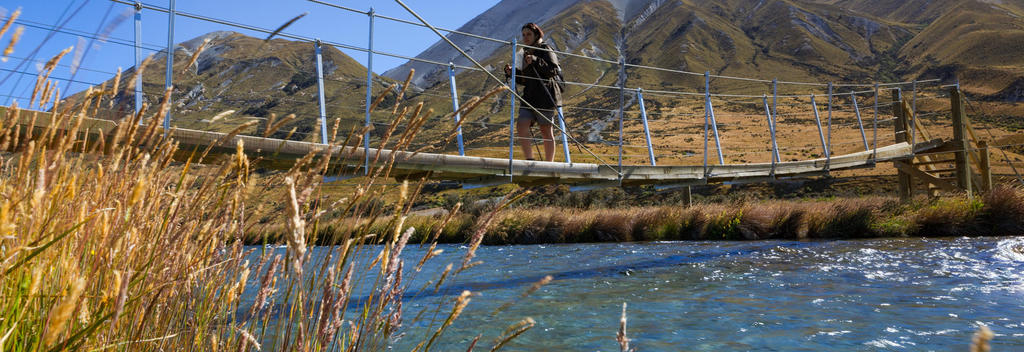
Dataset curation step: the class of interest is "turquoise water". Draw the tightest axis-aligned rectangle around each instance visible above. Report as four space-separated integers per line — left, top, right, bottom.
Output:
244 237 1024 351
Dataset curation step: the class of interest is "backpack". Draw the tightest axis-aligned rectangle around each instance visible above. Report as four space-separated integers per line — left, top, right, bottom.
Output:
532 44 566 94
553 67 566 94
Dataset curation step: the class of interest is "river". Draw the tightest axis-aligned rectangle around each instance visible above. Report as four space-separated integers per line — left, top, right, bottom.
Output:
243 237 1024 351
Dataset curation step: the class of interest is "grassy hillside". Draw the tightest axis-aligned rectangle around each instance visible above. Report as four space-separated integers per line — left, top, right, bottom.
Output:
900 1 1024 101
66 31 394 143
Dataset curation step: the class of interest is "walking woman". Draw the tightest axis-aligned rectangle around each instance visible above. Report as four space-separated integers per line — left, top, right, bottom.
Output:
504 22 562 161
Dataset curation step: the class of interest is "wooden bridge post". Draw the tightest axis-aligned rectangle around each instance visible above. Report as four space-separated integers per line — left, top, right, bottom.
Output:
950 88 973 197
683 186 692 208
892 90 913 201
978 140 992 193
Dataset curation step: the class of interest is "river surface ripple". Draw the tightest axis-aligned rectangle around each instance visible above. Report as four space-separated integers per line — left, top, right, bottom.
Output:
244 237 1024 351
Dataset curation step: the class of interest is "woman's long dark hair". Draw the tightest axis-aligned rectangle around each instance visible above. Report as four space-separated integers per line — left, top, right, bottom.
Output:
522 22 544 40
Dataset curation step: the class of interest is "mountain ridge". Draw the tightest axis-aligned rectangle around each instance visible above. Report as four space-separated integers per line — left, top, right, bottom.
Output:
390 0 1024 100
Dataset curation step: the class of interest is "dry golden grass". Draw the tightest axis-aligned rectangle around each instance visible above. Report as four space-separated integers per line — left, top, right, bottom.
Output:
349 185 1024 244
970 324 994 352
1 25 21 62
0 8 20 41
0 42 535 351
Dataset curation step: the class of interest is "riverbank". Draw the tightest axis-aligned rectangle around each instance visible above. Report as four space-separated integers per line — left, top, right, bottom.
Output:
248 185 1024 245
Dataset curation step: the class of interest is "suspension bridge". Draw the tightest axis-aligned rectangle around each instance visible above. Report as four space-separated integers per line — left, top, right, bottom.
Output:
3 0 1010 198
6 107 935 185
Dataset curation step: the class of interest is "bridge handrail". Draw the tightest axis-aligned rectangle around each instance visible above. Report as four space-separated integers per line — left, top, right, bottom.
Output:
18 1 957 181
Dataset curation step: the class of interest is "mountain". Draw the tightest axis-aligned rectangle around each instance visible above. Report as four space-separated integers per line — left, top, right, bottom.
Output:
381 0 580 87
70 31 391 142
388 0 1024 101
897 0 1024 101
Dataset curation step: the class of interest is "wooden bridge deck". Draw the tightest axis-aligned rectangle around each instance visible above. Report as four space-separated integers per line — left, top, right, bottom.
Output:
16 114 939 186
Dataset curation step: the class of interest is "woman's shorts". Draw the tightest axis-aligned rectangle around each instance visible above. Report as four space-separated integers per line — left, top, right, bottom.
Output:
518 107 557 127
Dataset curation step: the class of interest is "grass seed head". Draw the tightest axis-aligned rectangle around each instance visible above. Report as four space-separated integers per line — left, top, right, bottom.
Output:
2 25 23 61
970 324 994 352
0 8 21 40
42 275 86 347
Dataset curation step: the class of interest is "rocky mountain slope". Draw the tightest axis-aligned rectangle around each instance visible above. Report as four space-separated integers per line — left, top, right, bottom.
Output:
72 31 391 142
381 0 579 87
391 0 1024 102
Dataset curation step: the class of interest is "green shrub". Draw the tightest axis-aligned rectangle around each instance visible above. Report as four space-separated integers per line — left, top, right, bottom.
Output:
705 209 743 240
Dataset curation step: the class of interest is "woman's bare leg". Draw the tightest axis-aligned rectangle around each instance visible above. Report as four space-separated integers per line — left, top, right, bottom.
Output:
540 124 555 162
517 119 534 160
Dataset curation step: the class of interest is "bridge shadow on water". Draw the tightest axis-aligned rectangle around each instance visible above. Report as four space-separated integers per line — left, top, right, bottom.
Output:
239 241 828 320
347 241 825 308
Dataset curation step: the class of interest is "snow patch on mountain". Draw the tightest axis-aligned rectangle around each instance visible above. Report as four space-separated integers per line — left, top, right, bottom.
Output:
180 31 236 51
607 0 663 22
625 0 666 33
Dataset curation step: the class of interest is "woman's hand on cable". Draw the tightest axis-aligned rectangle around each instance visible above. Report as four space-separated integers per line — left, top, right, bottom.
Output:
524 54 535 66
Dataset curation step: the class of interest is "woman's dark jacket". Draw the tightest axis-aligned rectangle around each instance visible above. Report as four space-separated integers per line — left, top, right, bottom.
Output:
513 42 562 109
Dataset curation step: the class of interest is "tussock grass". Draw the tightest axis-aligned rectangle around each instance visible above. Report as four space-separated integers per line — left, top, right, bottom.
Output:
0 40 531 351
978 184 1024 235
365 189 1024 244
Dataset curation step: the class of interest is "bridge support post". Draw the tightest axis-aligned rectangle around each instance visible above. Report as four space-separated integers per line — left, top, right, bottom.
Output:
683 186 692 208
163 0 175 135
771 79 777 122
827 83 833 171
810 95 830 171
508 38 517 182
872 84 879 161
314 40 328 145
133 2 143 116
979 140 992 193
703 72 710 178
762 96 779 178
637 88 655 166
363 8 375 175
771 78 779 173
447 62 464 156
556 106 571 164
892 89 913 201
618 56 625 179
704 72 724 166
707 98 724 165
851 93 869 152
911 80 917 151
950 87 973 198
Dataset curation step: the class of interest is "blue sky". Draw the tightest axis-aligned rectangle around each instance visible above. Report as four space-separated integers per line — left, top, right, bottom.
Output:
0 0 499 105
